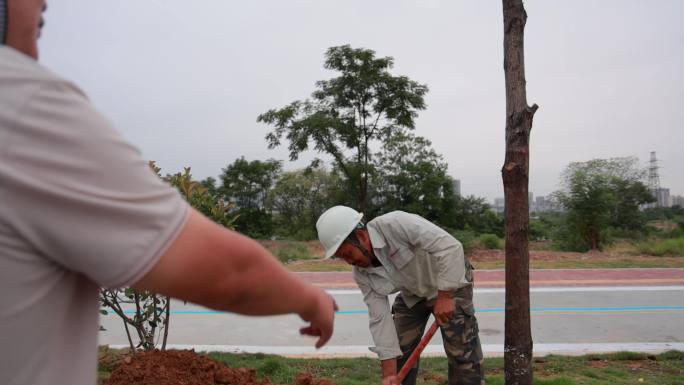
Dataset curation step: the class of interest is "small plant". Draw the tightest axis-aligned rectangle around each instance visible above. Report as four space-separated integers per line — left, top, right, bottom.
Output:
99 289 170 351
100 163 238 351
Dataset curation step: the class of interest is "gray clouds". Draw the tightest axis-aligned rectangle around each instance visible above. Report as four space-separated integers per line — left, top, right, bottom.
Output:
38 0 684 201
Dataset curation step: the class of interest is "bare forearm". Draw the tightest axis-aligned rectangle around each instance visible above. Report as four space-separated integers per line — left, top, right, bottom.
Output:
207 233 316 316
380 358 399 385
135 210 317 317
134 209 336 347
381 358 397 378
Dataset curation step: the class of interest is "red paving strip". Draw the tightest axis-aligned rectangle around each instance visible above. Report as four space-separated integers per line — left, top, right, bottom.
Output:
296 269 684 289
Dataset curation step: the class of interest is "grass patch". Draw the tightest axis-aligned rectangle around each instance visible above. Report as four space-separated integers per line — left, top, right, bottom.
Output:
529 241 558 251
99 349 684 385
274 242 311 263
287 261 352 272
636 237 684 256
260 239 684 271
524 257 684 269
535 379 575 385
206 353 379 384
260 240 322 263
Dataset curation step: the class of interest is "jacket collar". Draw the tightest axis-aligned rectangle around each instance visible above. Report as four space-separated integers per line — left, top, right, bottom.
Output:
367 222 386 250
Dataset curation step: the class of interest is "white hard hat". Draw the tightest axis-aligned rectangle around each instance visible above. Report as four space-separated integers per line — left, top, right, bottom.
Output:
316 206 364 258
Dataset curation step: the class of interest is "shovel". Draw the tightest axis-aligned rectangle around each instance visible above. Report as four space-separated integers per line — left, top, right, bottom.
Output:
396 320 439 383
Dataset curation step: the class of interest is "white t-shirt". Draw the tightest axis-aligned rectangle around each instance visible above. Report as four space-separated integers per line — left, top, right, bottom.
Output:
0 46 189 385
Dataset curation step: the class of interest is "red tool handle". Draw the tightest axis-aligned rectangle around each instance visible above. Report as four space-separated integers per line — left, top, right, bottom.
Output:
396 320 439 383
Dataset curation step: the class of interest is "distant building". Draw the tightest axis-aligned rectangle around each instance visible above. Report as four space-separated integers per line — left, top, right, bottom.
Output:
672 195 684 208
452 179 461 197
493 198 505 213
656 188 671 208
494 194 559 213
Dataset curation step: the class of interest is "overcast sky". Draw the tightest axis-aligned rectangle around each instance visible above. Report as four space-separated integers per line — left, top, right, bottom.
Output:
38 0 683 202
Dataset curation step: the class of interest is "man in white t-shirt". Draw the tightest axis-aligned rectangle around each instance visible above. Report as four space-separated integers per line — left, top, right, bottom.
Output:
0 2 337 385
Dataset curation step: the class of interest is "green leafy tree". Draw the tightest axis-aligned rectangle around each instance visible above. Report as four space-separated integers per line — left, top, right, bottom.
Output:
258 45 428 213
453 195 504 237
166 168 236 228
219 157 282 238
200 176 219 196
267 166 343 240
373 131 458 226
553 157 654 250
644 206 684 221
100 163 236 351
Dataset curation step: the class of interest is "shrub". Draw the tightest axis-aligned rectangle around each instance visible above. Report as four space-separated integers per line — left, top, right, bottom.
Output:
528 218 550 241
479 233 503 249
676 216 684 230
636 237 684 256
452 230 477 254
275 242 313 263
551 222 592 252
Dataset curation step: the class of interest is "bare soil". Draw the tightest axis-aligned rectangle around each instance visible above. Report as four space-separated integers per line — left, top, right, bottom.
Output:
103 349 336 385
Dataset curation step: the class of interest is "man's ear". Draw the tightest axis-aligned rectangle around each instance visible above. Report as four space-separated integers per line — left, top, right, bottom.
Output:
355 228 371 247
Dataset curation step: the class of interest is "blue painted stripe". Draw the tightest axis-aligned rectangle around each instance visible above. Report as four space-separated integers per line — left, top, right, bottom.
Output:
118 305 684 316
530 306 684 312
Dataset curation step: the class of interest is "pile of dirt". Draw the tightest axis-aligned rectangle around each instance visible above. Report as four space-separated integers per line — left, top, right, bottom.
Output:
103 349 336 385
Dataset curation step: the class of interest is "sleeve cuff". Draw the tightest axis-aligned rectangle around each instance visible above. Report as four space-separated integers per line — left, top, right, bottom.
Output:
369 346 403 360
437 279 470 292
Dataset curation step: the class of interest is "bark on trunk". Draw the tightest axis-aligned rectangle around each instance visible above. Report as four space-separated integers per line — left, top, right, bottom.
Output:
502 1 538 384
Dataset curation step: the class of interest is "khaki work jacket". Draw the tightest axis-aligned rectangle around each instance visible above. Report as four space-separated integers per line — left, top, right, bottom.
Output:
353 211 472 360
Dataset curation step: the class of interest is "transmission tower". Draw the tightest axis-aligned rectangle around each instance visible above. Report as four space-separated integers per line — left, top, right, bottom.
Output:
648 151 662 207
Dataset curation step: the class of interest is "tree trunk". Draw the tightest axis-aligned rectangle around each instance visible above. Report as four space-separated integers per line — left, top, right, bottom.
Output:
502 1 538 384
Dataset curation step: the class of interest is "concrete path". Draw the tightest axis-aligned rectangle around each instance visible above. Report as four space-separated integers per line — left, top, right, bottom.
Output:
101 268 684 357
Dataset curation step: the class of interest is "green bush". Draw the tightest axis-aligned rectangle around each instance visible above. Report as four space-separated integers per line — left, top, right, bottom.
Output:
636 237 684 256
676 216 684 229
452 230 477 254
671 227 684 238
604 227 646 241
479 233 503 249
529 218 550 241
275 242 312 263
287 227 317 242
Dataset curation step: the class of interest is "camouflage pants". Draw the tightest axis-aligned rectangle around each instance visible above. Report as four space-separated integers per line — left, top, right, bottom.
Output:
392 287 485 385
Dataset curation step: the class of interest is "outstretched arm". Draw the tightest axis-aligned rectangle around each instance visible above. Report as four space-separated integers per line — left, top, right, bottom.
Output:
133 208 337 348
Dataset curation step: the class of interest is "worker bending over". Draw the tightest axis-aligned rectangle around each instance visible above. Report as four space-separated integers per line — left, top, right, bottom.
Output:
317 206 484 385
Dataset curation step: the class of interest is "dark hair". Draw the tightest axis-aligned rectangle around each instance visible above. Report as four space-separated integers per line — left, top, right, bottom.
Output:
343 222 366 247
0 0 7 45
346 221 366 240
